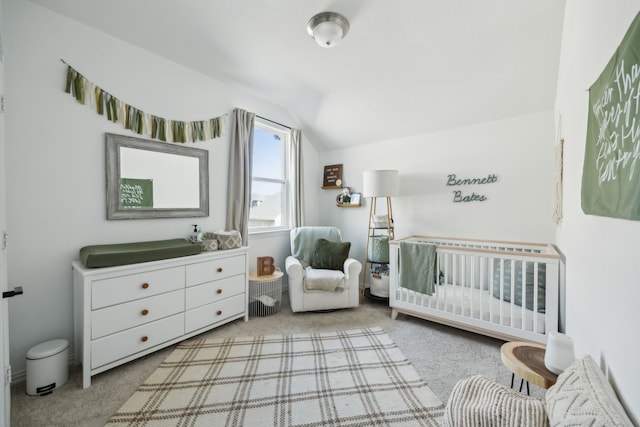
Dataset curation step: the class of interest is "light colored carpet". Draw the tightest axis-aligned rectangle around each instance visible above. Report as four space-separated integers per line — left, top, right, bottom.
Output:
10 291 544 426
106 327 444 426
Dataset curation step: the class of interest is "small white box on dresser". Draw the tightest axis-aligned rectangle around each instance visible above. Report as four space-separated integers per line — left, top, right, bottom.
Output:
72 247 249 388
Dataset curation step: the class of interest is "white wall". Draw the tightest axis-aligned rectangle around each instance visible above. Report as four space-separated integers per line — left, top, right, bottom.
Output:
2 0 319 377
555 1 640 422
318 111 558 267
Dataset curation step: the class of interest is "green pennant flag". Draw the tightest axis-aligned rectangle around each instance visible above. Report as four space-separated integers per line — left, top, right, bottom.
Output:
73 73 85 104
159 118 166 141
65 66 73 94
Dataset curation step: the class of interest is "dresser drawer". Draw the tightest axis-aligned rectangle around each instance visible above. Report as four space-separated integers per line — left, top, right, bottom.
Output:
186 255 245 286
92 290 184 339
185 293 245 334
185 275 245 310
91 313 184 369
92 266 185 309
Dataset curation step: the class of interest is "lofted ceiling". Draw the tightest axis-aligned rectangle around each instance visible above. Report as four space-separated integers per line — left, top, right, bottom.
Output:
28 0 566 151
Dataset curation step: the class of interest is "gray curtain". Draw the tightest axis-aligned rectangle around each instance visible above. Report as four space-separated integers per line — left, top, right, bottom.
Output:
289 128 304 228
226 108 255 246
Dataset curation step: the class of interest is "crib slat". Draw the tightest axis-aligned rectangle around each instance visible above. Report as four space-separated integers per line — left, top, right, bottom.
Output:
452 253 458 314
478 257 483 320
531 261 540 333
545 260 559 336
489 257 495 324
459 254 465 316
444 253 450 311
470 256 475 319
521 260 527 332
499 258 505 326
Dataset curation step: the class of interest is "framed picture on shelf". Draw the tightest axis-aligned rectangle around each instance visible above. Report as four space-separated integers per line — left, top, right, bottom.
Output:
322 164 343 189
350 193 361 205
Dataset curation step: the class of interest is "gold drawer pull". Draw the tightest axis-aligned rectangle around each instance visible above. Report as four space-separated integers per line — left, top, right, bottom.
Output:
141 336 149 342
217 267 223 273
141 309 149 316
141 283 150 289
216 289 223 295
216 310 222 316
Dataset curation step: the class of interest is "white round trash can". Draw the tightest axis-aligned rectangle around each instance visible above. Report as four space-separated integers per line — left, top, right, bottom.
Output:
26 339 69 396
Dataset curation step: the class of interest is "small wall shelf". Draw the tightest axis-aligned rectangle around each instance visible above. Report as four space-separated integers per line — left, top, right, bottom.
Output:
322 185 343 190
336 203 361 208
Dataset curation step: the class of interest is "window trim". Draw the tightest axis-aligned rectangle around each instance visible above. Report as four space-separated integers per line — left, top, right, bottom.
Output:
248 118 291 234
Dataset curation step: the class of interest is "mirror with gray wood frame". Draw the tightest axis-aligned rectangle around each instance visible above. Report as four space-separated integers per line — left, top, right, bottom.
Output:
106 133 209 219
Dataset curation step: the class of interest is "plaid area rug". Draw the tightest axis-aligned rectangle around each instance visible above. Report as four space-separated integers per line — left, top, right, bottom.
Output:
106 327 444 426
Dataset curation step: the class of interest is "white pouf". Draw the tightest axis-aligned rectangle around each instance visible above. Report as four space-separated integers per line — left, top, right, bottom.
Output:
26 339 69 396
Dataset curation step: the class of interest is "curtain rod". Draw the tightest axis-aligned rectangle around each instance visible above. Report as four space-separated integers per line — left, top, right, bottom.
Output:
256 115 291 130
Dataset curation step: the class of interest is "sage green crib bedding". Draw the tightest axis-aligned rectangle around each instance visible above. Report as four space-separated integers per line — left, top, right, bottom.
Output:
492 260 546 313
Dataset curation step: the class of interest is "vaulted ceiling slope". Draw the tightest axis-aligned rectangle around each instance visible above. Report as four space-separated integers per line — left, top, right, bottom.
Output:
28 0 566 151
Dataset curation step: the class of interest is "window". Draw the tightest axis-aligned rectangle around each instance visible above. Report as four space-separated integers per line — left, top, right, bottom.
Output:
249 118 290 232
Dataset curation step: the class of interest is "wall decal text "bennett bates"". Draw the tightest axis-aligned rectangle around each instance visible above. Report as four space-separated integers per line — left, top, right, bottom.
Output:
446 173 498 202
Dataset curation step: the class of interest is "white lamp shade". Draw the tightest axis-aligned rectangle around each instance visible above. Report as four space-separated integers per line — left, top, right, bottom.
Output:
363 170 399 197
544 332 575 374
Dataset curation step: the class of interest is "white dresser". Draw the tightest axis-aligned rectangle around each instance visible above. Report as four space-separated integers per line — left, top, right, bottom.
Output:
72 247 248 388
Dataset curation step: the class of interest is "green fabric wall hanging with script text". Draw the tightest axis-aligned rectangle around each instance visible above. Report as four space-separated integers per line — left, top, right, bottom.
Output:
582 11 640 220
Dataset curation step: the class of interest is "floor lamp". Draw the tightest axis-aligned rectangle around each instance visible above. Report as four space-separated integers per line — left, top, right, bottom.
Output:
362 170 399 299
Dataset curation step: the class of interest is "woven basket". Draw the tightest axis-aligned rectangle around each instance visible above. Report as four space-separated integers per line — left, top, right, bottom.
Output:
214 230 242 250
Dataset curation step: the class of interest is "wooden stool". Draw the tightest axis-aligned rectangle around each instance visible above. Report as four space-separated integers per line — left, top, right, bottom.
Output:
500 341 558 395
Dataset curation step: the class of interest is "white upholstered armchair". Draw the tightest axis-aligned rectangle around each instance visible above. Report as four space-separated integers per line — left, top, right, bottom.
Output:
285 226 361 312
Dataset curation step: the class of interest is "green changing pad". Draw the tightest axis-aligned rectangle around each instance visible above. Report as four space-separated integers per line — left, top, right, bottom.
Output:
80 238 202 268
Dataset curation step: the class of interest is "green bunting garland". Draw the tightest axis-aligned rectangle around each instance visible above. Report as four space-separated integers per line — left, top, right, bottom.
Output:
62 61 226 143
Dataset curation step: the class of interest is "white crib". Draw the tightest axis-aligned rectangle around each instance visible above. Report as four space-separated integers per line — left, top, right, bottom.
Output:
389 236 560 343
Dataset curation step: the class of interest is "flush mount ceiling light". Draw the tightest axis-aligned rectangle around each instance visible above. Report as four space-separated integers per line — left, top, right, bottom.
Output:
307 12 350 48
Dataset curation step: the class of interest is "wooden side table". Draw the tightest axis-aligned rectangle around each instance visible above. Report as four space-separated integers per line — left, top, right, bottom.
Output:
500 341 558 395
